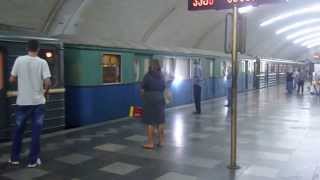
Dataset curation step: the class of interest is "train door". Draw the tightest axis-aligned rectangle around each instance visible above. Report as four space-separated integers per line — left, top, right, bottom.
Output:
0 38 65 141
254 61 257 89
245 61 248 90
0 47 9 142
276 64 279 84
266 63 269 87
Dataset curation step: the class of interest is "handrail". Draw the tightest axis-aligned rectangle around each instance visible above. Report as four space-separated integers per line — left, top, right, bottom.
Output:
6 88 65 98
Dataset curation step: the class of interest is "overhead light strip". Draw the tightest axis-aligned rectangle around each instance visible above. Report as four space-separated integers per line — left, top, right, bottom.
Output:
286 26 320 40
276 19 320 35
307 42 320 48
301 38 320 47
260 4 320 27
293 32 320 44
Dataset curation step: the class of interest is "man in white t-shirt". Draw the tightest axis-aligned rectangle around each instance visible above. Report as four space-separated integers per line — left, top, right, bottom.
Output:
8 40 51 168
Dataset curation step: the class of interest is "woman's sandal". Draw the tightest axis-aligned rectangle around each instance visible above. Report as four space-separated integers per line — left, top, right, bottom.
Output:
143 144 155 150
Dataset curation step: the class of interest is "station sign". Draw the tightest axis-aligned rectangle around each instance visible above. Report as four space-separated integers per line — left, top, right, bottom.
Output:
188 0 286 10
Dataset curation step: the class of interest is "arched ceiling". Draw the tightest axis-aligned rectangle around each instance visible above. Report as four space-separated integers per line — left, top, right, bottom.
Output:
0 0 318 60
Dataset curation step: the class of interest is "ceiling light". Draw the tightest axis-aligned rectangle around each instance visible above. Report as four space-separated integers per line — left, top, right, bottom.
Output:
260 4 320 27
276 19 320 35
286 26 320 40
293 32 320 44
239 5 254 14
301 38 320 47
307 42 320 48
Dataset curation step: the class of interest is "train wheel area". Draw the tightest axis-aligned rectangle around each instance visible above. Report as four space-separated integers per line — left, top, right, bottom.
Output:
0 85 319 180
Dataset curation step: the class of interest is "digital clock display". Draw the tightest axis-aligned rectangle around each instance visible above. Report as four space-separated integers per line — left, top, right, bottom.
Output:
188 0 285 11
188 0 216 10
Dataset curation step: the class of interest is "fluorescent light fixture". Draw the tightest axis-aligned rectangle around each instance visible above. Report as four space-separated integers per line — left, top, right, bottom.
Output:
307 42 320 48
260 4 320 27
286 26 320 40
276 19 320 35
239 5 254 14
301 38 320 47
293 32 320 44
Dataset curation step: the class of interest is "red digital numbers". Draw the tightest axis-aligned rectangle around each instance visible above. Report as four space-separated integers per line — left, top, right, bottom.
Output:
226 0 255 4
192 0 215 7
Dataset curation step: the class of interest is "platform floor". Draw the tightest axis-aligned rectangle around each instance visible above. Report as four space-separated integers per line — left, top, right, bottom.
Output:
1 86 320 180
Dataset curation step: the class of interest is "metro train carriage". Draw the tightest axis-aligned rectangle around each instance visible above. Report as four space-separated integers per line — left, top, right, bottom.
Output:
0 36 65 142
0 35 305 140
63 40 304 128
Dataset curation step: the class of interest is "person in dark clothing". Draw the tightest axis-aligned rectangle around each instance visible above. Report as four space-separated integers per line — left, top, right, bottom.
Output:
141 59 166 149
297 69 306 94
193 60 203 114
286 72 294 94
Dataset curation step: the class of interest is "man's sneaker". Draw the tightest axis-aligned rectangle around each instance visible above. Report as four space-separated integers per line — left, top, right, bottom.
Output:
27 158 42 168
8 159 20 165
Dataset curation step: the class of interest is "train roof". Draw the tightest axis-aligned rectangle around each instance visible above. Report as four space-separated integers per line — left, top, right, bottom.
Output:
59 35 231 59
0 32 62 44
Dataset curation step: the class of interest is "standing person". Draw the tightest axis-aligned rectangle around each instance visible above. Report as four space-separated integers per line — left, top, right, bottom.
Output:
8 40 51 168
286 71 294 94
225 67 232 107
297 69 306 94
141 60 166 149
193 60 203 114
293 69 299 89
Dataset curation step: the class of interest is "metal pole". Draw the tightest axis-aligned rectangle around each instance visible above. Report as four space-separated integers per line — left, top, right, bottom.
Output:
228 5 240 170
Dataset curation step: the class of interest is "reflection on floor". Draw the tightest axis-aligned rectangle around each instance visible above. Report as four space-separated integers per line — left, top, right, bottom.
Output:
1 86 320 180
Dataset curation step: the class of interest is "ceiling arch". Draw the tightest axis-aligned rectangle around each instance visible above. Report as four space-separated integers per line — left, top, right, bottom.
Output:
0 0 318 60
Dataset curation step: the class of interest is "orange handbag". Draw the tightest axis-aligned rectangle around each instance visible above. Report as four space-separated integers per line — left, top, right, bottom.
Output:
129 106 143 119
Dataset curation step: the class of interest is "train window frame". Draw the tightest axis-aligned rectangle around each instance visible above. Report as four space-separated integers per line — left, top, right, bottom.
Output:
133 58 140 82
101 53 122 85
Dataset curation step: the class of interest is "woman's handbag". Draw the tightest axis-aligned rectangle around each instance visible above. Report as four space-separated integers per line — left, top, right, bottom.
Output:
129 106 143 119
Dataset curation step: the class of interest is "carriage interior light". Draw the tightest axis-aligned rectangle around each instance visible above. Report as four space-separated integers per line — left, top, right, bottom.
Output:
239 5 254 14
260 4 320 27
172 74 183 87
286 26 320 40
276 19 320 35
45 51 53 58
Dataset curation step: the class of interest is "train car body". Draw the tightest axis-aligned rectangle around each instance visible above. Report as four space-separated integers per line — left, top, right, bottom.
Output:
63 40 303 128
0 35 65 142
0 35 305 139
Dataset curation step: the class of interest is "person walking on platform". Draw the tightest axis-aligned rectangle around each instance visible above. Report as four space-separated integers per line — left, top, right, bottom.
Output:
8 40 51 168
297 69 306 94
141 60 166 149
286 71 294 94
193 60 203 114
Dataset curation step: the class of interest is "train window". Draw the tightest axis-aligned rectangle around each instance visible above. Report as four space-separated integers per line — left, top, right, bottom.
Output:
202 59 211 79
101 54 121 84
260 62 266 73
133 58 140 82
39 48 62 88
175 58 189 81
249 61 254 73
162 58 176 82
210 60 214 77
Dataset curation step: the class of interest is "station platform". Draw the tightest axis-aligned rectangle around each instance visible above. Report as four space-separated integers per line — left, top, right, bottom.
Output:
0 85 319 180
